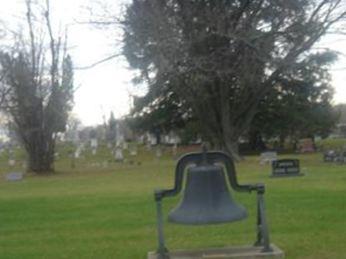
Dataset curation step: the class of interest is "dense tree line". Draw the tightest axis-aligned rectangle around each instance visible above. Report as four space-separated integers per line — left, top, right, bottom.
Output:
123 0 346 159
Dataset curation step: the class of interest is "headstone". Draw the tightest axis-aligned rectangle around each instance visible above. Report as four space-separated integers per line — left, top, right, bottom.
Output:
150 136 157 146
130 145 137 156
299 138 315 153
90 138 98 149
79 143 85 150
122 142 128 150
260 151 277 165
271 159 303 177
335 150 346 164
8 159 15 167
74 149 80 159
22 161 27 169
5 172 23 181
323 150 337 162
156 147 162 158
102 161 108 168
115 147 124 162
92 148 97 155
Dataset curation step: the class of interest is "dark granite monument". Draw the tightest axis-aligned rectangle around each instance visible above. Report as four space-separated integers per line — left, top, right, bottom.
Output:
271 159 303 177
323 150 337 162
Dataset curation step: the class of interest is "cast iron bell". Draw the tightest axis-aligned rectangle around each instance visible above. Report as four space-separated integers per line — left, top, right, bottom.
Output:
153 149 272 258
168 164 247 224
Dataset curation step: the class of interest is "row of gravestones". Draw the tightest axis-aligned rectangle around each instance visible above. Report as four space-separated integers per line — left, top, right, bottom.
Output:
5 144 146 181
323 150 346 164
70 142 168 169
5 149 300 182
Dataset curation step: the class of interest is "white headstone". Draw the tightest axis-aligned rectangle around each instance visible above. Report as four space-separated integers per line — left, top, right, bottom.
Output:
22 161 27 169
260 151 278 165
115 147 124 161
92 148 97 155
74 151 80 159
90 138 98 148
8 159 15 167
150 137 157 146
130 147 137 156
156 147 162 158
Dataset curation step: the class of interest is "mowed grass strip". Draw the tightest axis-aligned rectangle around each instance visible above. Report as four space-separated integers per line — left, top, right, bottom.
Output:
0 152 346 258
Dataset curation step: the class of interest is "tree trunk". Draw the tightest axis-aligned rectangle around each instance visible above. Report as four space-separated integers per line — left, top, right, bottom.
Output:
223 135 241 161
23 131 55 174
279 134 286 149
28 151 54 173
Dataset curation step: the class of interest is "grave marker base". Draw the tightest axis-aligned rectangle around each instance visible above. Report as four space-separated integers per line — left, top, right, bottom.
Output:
270 173 304 178
148 244 284 259
5 172 24 181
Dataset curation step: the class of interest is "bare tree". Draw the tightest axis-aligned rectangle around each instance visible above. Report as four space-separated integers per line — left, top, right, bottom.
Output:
123 0 346 160
0 0 74 173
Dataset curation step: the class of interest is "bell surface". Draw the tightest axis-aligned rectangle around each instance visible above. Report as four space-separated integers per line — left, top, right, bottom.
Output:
168 164 248 225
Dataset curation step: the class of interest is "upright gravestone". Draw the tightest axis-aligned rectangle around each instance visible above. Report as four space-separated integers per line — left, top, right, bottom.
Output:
146 142 152 151
271 159 303 177
22 161 27 170
260 151 277 165
75 148 81 159
90 138 98 155
8 148 15 167
156 146 162 159
335 150 346 164
8 158 16 167
102 161 108 168
150 136 157 146
90 138 98 148
323 150 337 162
299 138 315 153
130 145 138 156
114 146 124 162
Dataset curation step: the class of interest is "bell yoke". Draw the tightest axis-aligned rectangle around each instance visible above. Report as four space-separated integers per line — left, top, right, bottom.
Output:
154 148 272 258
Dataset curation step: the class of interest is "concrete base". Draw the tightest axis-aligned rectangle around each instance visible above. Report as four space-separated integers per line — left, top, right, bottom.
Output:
148 244 284 259
270 173 304 178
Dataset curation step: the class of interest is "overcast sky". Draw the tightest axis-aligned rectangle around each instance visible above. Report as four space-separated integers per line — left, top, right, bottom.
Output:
0 0 346 126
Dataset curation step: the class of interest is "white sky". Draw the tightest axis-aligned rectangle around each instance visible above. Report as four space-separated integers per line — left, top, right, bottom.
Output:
0 0 346 126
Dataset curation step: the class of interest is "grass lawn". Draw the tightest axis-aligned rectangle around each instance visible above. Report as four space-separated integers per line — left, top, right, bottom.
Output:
0 147 346 258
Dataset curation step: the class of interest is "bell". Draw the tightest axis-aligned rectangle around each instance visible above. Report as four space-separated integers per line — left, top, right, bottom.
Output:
168 164 248 225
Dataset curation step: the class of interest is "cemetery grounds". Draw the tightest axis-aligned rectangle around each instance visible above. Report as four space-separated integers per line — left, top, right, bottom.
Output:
0 143 345 259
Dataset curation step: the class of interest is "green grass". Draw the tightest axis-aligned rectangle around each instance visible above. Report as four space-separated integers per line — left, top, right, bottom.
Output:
0 147 346 258
316 138 346 150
